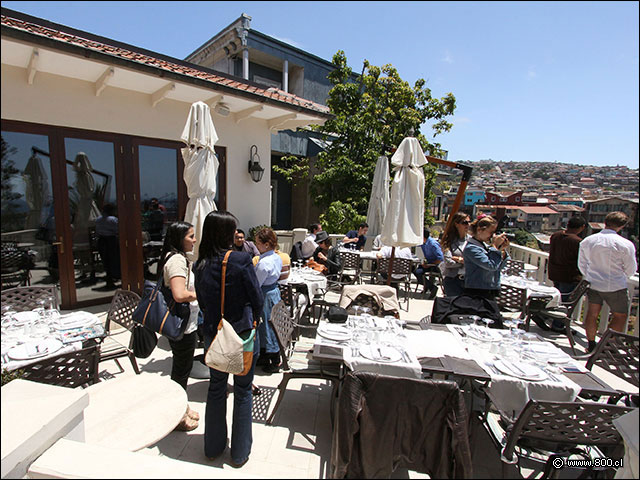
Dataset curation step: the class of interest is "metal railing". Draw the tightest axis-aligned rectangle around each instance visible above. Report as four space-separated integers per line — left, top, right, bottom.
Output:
508 243 639 335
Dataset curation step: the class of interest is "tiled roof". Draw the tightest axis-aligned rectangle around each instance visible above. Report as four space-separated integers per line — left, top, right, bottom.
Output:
1 14 331 116
515 206 558 214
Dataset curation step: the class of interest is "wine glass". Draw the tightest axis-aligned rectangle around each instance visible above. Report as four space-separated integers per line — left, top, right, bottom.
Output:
481 317 494 330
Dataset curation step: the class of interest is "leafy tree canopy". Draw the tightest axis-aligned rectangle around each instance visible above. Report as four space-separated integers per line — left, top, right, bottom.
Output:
274 51 456 225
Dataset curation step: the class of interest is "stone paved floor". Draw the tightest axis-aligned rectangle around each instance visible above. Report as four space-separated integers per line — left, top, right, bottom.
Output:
78 284 634 479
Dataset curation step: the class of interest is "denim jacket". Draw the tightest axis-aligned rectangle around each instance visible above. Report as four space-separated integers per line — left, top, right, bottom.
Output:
463 237 509 291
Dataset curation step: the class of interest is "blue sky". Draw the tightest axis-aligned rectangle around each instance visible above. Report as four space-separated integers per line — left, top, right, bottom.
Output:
3 1 638 168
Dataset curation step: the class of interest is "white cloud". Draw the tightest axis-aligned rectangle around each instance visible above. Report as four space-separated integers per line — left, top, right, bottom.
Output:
442 50 453 64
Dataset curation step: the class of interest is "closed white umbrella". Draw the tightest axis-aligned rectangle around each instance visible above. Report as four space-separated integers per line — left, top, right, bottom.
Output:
365 155 390 237
379 137 427 284
181 101 219 260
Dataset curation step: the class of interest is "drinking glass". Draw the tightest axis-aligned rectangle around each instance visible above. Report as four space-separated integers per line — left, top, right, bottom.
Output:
481 317 494 330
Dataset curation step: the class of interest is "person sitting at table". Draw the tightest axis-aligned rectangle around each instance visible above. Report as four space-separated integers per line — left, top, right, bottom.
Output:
233 229 260 257
253 227 283 374
342 222 369 251
439 212 471 297
157 221 201 432
463 216 510 301
414 228 444 300
312 231 342 276
301 222 322 259
194 210 264 466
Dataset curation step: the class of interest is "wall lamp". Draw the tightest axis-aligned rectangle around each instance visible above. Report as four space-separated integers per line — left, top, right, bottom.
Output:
248 144 265 183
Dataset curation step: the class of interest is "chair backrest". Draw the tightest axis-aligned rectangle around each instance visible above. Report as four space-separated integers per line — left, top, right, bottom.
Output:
268 300 296 370
331 372 472 479
564 279 590 316
503 399 633 463
20 344 100 388
495 284 528 312
375 257 412 280
105 289 141 333
339 284 400 318
278 283 294 308
290 241 304 262
338 251 361 271
502 259 525 276
585 328 639 388
1 286 59 312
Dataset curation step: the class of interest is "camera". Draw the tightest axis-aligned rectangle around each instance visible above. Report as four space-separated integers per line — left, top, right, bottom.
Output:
504 233 516 241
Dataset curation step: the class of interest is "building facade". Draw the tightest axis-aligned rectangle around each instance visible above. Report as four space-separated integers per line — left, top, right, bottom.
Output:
1 8 330 308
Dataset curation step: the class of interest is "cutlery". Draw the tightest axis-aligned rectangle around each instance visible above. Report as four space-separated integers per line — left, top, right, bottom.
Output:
501 359 527 376
376 346 390 360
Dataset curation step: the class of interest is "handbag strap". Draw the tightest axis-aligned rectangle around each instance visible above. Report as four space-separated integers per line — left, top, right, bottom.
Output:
219 250 232 325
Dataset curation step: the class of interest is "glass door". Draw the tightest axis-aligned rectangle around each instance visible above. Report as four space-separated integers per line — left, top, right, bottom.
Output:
62 137 124 305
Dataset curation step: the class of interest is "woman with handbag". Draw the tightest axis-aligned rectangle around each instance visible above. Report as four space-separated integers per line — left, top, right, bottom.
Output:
194 211 264 467
253 227 283 374
157 221 200 431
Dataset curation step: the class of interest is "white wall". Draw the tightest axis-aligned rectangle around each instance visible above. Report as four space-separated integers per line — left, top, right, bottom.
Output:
1 64 271 232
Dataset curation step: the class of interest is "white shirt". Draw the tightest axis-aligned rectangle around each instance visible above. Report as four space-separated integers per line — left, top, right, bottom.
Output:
301 233 318 258
578 229 637 292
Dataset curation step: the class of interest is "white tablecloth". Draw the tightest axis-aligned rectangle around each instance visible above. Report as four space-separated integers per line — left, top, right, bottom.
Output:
287 268 327 300
448 325 581 419
314 318 422 379
502 275 562 308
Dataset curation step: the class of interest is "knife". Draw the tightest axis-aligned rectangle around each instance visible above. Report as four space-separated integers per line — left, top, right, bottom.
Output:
504 359 527 376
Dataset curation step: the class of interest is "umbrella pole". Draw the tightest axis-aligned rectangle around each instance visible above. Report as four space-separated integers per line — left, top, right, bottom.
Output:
386 246 395 286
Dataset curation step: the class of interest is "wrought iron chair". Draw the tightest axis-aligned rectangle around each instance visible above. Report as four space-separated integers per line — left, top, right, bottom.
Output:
481 399 632 478
20 344 100 388
583 329 639 405
374 257 413 310
501 258 525 277
98 289 141 374
1 242 33 289
336 250 362 285
495 283 528 323
524 279 590 354
266 301 341 425
1 285 59 312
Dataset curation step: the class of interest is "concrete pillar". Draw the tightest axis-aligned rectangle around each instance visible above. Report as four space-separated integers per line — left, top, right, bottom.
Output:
242 48 249 80
282 59 289 92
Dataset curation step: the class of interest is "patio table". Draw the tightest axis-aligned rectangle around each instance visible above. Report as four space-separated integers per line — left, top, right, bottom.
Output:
1 310 105 372
501 274 562 308
82 373 187 451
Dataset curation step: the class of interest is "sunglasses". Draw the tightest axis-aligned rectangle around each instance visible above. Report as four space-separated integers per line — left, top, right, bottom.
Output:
458 221 470 225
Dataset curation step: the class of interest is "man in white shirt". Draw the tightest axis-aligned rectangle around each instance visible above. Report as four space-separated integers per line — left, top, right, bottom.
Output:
301 223 322 259
578 212 638 352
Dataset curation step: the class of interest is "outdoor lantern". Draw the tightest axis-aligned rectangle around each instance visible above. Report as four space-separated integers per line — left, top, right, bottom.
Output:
248 144 265 183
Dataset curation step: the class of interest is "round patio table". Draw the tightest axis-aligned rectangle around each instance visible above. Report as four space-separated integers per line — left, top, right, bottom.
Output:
82 373 187 451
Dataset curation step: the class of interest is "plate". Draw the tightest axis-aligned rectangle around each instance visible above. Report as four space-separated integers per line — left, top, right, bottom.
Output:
465 326 502 342
522 342 571 364
53 313 98 330
494 359 548 381
7 338 63 361
359 344 403 363
317 324 352 342
12 311 40 325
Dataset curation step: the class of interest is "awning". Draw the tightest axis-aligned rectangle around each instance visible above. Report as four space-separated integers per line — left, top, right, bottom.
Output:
306 137 333 157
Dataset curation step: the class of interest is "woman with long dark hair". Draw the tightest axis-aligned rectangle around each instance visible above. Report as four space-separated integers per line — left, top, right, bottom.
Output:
462 216 510 300
439 212 471 297
156 221 200 431
194 211 263 467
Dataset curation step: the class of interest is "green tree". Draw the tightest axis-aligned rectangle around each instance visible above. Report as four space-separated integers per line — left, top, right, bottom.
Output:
275 51 456 226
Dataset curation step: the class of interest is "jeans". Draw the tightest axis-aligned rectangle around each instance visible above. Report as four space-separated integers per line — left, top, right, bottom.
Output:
414 265 439 291
203 331 259 463
443 276 465 297
168 330 197 391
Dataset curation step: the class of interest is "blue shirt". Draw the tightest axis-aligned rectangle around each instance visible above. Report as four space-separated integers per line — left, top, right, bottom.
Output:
463 238 509 291
254 249 283 286
420 237 444 264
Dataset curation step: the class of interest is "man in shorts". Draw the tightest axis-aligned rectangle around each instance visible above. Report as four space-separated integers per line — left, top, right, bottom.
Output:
578 211 637 352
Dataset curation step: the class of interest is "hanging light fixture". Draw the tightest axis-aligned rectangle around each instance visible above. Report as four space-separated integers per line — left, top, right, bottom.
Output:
248 144 264 183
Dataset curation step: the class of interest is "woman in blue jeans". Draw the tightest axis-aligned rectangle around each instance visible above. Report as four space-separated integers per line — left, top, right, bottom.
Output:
194 211 264 467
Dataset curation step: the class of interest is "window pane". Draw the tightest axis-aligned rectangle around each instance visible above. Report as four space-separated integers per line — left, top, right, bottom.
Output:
1 131 56 286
